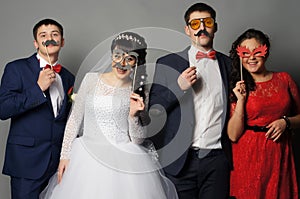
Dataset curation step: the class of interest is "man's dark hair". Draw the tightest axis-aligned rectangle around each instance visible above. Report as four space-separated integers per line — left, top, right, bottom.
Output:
33 18 64 40
184 3 216 24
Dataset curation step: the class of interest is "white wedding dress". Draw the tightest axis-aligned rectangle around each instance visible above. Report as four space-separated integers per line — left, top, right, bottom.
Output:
40 72 177 199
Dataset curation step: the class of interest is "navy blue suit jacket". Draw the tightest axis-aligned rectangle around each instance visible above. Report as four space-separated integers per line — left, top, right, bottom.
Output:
149 47 232 176
0 54 75 179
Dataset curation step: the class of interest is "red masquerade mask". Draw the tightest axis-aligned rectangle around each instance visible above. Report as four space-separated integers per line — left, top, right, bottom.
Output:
236 44 268 58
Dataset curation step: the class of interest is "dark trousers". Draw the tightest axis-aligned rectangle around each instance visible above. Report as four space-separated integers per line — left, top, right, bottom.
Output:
10 155 57 199
167 148 230 199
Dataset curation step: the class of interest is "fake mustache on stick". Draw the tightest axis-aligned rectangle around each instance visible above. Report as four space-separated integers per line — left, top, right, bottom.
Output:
41 40 59 67
113 62 132 70
42 40 59 47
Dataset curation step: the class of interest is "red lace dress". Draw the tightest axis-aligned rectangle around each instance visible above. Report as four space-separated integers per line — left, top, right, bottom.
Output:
230 72 300 199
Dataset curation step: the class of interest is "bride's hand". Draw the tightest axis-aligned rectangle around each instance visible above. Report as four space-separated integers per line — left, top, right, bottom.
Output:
129 92 144 117
57 159 70 184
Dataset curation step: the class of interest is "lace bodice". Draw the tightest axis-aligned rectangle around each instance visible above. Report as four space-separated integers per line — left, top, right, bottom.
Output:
60 73 146 159
231 72 300 126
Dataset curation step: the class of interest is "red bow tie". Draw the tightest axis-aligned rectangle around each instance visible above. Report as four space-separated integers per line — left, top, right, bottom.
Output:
196 50 216 60
44 64 62 73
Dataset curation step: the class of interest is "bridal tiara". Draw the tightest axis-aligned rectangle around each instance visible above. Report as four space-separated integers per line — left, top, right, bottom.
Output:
114 33 142 45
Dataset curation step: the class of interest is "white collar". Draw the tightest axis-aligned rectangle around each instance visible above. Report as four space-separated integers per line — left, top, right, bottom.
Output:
36 53 58 68
190 45 214 55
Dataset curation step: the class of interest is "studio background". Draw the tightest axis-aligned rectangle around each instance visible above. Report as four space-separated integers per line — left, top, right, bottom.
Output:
0 0 299 198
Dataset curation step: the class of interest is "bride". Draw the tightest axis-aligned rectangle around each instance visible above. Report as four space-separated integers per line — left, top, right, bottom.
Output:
40 32 178 199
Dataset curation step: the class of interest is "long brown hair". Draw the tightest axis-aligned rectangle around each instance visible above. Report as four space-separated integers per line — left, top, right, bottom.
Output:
229 28 271 102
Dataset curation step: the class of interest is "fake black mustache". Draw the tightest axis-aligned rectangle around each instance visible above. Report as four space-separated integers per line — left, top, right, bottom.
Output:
113 62 131 70
194 29 210 37
42 40 59 47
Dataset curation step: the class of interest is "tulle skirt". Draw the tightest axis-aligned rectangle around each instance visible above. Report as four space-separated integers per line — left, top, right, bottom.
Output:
40 138 178 199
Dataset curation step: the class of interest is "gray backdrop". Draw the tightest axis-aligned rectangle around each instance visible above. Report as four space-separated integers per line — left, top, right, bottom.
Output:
1 0 300 198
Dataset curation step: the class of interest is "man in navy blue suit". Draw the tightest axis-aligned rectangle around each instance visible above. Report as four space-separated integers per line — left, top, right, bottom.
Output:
149 3 232 199
0 18 75 199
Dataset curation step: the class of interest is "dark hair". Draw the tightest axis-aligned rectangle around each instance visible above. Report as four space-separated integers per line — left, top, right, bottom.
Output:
33 18 64 40
229 28 271 102
111 32 148 99
111 32 147 66
184 3 216 25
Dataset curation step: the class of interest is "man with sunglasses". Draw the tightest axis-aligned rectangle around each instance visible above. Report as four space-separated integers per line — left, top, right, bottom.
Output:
149 2 232 199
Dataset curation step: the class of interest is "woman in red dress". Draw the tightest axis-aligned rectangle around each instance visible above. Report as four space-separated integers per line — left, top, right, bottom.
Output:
228 28 300 199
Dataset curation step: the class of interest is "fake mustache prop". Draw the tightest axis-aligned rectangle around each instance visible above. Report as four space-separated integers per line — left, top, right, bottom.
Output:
41 40 59 67
42 40 59 47
113 62 132 70
194 29 211 37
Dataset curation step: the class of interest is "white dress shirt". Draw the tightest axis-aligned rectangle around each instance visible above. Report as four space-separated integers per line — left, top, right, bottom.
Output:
188 45 227 149
37 54 64 117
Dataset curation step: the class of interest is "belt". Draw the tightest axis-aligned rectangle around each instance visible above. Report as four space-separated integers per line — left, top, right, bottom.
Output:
245 125 269 132
189 148 223 159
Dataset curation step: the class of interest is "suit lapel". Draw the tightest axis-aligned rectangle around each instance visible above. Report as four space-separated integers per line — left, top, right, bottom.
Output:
178 47 190 71
215 52 229 94
27 54 55 115
181 47 196 127
27 54 41 79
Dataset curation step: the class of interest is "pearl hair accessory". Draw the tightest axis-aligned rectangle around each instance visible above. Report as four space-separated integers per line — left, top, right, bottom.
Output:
114 33 142 45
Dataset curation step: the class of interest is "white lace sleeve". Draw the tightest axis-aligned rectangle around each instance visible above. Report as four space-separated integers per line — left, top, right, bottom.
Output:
128 116 146 144
60 73 92 159
128 90 149 144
